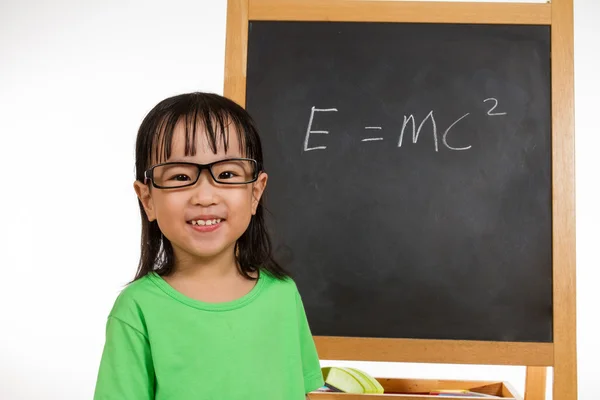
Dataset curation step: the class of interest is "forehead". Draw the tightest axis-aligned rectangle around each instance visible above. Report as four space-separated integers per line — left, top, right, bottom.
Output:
153 117 245 164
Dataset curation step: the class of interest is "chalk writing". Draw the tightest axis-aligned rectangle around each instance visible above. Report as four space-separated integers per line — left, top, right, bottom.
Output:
398 111 438 152
303 106 338 151
303 99 507 152
443 113 471 151
484 98 507 116
362 127 383 142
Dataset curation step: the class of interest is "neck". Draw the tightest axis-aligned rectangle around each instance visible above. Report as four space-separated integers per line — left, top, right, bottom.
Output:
171 245 239 280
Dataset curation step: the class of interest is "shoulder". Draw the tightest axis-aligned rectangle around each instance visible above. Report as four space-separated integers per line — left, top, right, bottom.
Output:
112 274 156 308
260 270 299 294
257 270 304 308
106 274 158 330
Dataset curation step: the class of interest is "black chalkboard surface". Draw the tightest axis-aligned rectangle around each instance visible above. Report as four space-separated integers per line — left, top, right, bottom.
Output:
246 22 552 342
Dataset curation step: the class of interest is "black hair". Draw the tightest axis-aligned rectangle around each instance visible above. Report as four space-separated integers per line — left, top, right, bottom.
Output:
133 92 289 281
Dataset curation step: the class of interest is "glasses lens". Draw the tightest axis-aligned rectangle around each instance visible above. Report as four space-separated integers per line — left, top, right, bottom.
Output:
211 159 256 183
152 163 199 188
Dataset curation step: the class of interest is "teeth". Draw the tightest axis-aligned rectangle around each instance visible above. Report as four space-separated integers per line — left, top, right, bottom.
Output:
191 218 221 226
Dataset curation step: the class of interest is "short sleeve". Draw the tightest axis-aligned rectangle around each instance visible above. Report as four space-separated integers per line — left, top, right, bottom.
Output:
295 290 325 394
94 316 155 400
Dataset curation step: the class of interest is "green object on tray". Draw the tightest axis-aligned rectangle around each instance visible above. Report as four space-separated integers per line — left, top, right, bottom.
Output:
321 366 385 394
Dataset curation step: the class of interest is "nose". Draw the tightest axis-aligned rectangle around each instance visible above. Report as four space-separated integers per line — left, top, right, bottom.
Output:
189 170 218 206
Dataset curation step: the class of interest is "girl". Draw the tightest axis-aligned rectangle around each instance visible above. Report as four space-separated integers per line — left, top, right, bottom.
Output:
94 92 324 399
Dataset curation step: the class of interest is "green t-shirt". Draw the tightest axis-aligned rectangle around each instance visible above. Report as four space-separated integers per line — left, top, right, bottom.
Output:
94 271 324 400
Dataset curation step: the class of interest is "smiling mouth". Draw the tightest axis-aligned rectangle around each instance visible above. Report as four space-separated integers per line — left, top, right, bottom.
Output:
187 218 223 227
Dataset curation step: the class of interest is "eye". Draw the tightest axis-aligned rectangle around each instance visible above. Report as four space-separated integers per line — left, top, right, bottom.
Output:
217 171 239 180
169 174 192 182
211 160 253 183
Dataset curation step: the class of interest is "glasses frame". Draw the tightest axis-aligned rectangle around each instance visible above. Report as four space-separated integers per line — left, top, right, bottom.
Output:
144 158 259 189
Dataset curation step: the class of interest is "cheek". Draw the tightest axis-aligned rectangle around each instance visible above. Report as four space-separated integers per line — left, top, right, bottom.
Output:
228 190 255 220
154 194 186 220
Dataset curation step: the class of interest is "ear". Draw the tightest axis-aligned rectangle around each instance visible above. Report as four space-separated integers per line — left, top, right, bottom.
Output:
134 180 157 221
251 172 268 215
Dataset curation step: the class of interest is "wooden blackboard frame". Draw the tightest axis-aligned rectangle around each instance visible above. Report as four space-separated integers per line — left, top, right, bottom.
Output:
223 1 576 399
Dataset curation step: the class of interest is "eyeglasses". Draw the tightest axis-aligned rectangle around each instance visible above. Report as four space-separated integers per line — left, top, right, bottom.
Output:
144 158 259 189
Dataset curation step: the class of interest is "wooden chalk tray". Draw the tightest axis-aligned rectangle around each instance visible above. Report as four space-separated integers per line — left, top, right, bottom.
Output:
309 377 522 399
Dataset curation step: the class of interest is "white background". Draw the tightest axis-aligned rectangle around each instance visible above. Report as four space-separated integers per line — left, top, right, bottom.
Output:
0 0 597 399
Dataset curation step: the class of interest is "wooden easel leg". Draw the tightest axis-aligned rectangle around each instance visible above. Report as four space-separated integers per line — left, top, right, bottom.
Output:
524 366 546 400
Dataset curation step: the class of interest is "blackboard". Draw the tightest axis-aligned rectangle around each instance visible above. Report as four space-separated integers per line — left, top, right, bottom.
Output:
246 22 552 342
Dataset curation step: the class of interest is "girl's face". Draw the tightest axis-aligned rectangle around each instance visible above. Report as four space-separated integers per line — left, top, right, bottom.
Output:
134 121 267 267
